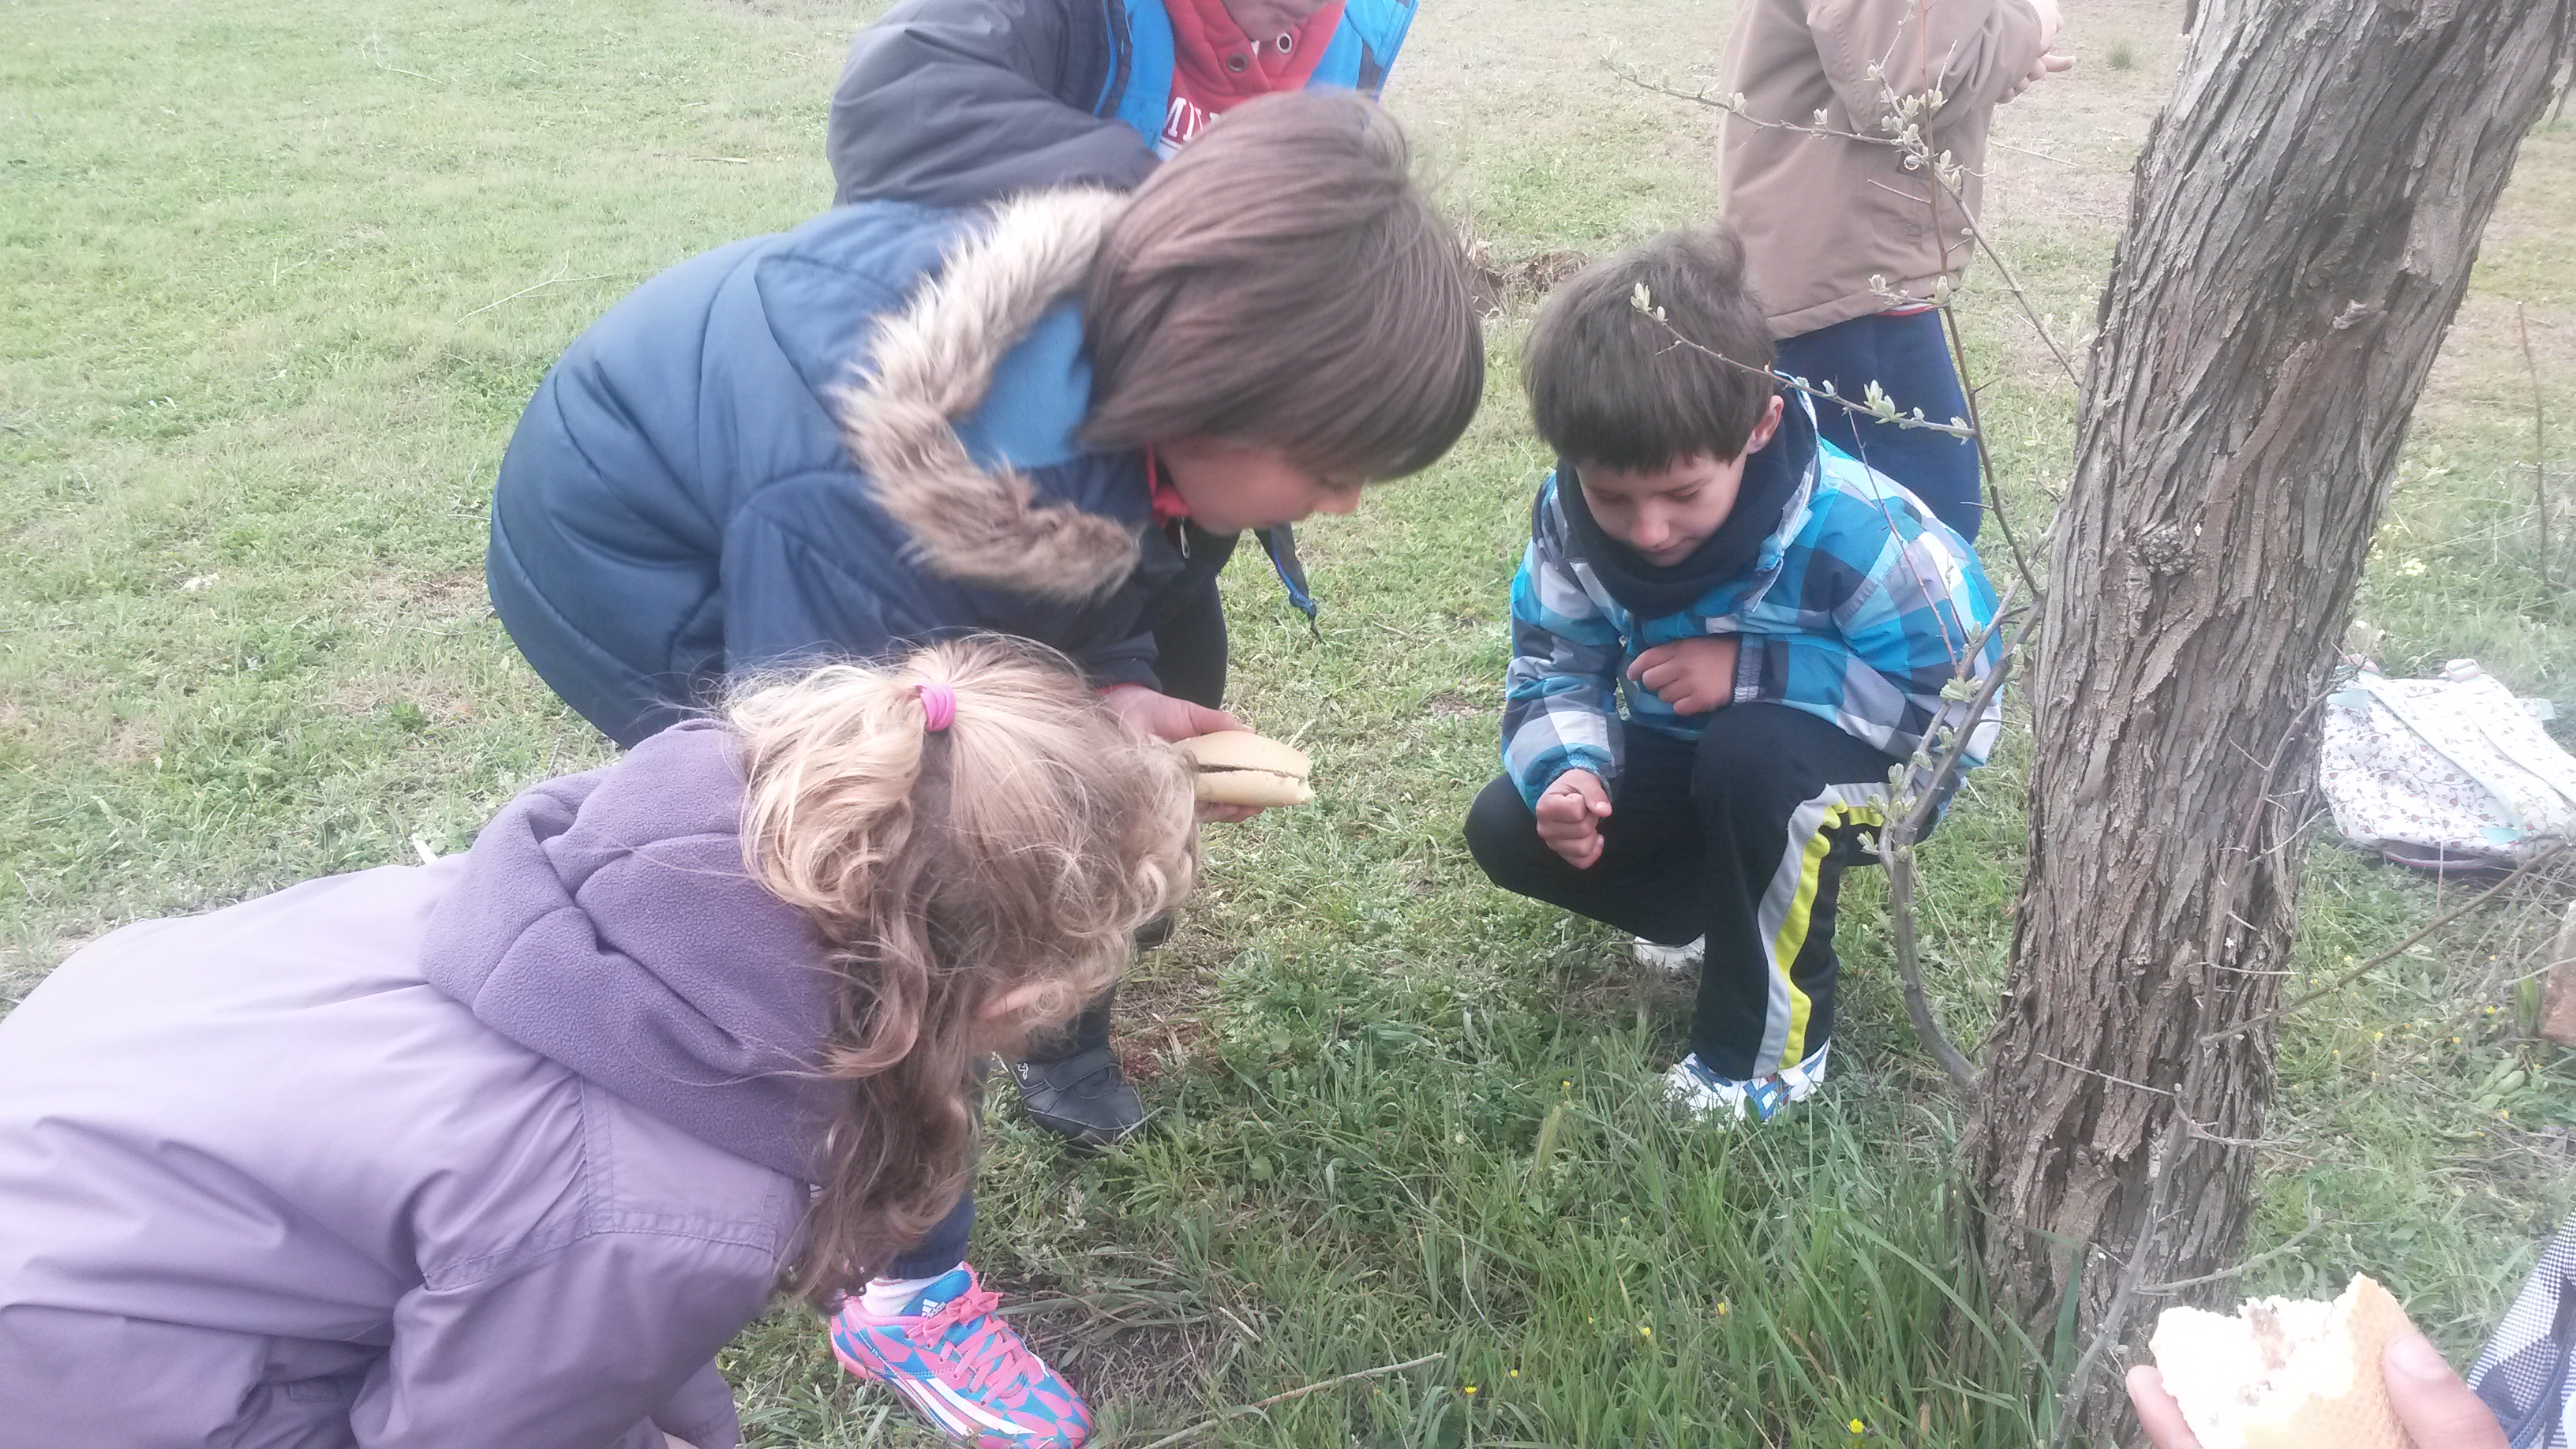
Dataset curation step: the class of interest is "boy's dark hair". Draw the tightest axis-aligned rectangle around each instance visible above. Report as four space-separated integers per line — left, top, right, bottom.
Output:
1081 92 1485 482
1525 227 1776 470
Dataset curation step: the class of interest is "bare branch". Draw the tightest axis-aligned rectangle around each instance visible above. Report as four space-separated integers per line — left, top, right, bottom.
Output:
2520 301 2556 590
2200 842 2569 1047
2136 1211 2328 1295
457 268 624 322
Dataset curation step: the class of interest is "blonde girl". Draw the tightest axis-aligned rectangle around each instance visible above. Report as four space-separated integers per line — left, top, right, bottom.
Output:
0 637 1192 1449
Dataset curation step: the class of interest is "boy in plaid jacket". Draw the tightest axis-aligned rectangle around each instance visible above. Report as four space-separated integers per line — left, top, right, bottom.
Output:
1463 227 2001 1123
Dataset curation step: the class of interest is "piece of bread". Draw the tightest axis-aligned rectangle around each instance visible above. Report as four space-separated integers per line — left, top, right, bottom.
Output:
2147 1273 2417 1449
1174 730 1313 807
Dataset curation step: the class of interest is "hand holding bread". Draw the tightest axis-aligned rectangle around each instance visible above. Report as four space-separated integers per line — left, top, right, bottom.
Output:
2132 1275 2504 1449
1173 730 1313 808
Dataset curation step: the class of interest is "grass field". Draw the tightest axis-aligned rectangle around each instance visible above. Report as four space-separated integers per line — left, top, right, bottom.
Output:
5 0 2574 1443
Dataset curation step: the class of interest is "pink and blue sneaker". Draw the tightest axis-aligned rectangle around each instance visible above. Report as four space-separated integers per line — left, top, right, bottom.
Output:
829 1266 1091 1447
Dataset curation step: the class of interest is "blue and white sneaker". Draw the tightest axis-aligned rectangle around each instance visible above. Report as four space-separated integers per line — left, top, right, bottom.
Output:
829 1265 1091 1447
1663 1042 1831 1124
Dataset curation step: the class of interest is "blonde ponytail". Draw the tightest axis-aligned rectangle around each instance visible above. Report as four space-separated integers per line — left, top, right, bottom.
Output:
728 637 1197 1301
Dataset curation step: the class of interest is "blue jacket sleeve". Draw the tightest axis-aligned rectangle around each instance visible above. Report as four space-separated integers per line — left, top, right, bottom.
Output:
1501 489 1627 807
828 0 1159 208
1732 511 2002 768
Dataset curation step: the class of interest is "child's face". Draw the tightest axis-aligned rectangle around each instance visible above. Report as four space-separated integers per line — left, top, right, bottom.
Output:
1576 396 1785 566
1159 438 1365 534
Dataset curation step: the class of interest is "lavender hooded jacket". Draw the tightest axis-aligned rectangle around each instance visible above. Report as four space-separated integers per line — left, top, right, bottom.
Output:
0 721 847 1449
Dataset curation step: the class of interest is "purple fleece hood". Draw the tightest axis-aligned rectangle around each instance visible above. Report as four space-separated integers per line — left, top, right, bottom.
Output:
420 720 838 1182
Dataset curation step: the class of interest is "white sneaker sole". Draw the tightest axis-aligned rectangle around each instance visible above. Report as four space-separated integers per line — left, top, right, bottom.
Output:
1632 936 1705 974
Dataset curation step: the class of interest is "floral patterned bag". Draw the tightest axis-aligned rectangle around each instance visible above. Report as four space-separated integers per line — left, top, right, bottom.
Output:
2318 661 2576 871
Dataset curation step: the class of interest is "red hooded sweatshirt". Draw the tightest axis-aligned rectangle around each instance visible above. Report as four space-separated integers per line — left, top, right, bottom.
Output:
1157 0 1347 154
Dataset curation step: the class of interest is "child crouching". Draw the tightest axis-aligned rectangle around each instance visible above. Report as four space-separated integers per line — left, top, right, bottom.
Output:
1463 228 2001 1124
0 638 1195 1449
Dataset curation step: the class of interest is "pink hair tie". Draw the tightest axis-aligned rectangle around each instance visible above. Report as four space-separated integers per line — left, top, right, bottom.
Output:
915 679 957 732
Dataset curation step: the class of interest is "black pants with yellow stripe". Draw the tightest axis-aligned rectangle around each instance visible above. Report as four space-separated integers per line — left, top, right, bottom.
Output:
1464 704 1900 1081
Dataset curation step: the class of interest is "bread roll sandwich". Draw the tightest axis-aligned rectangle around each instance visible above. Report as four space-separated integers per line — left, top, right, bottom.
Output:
1174 731 1312 807
2147 1274 2417 1449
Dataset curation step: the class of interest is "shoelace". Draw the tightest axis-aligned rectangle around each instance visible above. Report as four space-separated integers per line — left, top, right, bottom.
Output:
916 1282 1043 1400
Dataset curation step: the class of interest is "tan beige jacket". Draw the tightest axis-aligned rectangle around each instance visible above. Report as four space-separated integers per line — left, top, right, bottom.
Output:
1717 0 2046 338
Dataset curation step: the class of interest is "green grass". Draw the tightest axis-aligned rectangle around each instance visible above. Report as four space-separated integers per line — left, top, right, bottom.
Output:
6 0 2576 1444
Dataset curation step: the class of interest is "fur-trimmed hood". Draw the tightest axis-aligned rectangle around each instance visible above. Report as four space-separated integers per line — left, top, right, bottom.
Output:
490 190 1226 746
836 187 1140 603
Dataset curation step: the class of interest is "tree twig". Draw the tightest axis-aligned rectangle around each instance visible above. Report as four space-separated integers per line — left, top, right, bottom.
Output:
1939 307 2046 604
457 269 622 321
2049 1193 2168 1449
2200 842 2567 1048
2137 1210 2327 1294
1130 1353 1444 1449
2520 301 2556 590
1631 305 1979 438
1874 605 2035 1097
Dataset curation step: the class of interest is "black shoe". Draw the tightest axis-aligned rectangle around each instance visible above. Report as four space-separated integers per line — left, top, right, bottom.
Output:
1005 1046 1147 1149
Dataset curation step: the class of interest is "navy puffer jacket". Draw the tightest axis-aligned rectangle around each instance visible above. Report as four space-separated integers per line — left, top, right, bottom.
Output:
487 189 1230 746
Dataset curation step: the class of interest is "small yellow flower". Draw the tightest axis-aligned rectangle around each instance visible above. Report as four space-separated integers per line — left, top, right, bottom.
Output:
1562 1080 1572 1090
1509 1369 1520 1379
1463 1385 1478 1396
1717 1301 1730 1316
1639 1324 1653 1338
2501 1109 2512 1119
1850 1419 1867 1435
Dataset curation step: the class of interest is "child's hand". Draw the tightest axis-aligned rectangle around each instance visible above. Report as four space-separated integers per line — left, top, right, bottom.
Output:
1099 686 1264 822
1535 769 1611 869
2003 50 2075 102
1101 684 1241 743
1627 636 1741 715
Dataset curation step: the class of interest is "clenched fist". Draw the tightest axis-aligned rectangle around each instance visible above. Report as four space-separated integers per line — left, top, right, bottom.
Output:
1535 769 1612 869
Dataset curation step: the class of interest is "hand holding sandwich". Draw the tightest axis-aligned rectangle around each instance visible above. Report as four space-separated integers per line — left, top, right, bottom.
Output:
1099 684 1263 821
2130 1327 2504 1448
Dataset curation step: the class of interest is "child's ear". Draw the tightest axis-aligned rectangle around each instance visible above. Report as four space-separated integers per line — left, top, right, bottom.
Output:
1747 392 1787 453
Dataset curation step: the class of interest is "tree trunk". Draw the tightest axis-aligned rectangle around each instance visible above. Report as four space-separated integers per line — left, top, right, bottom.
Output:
1964 0 2574 1436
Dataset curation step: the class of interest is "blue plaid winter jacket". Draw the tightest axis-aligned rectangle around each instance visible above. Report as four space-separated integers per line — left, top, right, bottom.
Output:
1502 398 2005 807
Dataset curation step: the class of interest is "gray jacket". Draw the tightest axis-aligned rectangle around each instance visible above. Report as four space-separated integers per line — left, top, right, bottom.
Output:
0 721 842 1448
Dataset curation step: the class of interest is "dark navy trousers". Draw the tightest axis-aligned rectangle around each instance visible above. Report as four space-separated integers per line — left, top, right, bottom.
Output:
1774 310 1983 541
1464 706 1900 1080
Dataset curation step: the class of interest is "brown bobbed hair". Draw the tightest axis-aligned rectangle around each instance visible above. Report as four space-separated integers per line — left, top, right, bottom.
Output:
1525 226 1777 471
728 637 1198 1303
1080 91 1485 482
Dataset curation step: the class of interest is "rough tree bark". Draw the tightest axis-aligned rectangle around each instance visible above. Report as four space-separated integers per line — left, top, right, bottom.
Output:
1964 0 2574 1436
